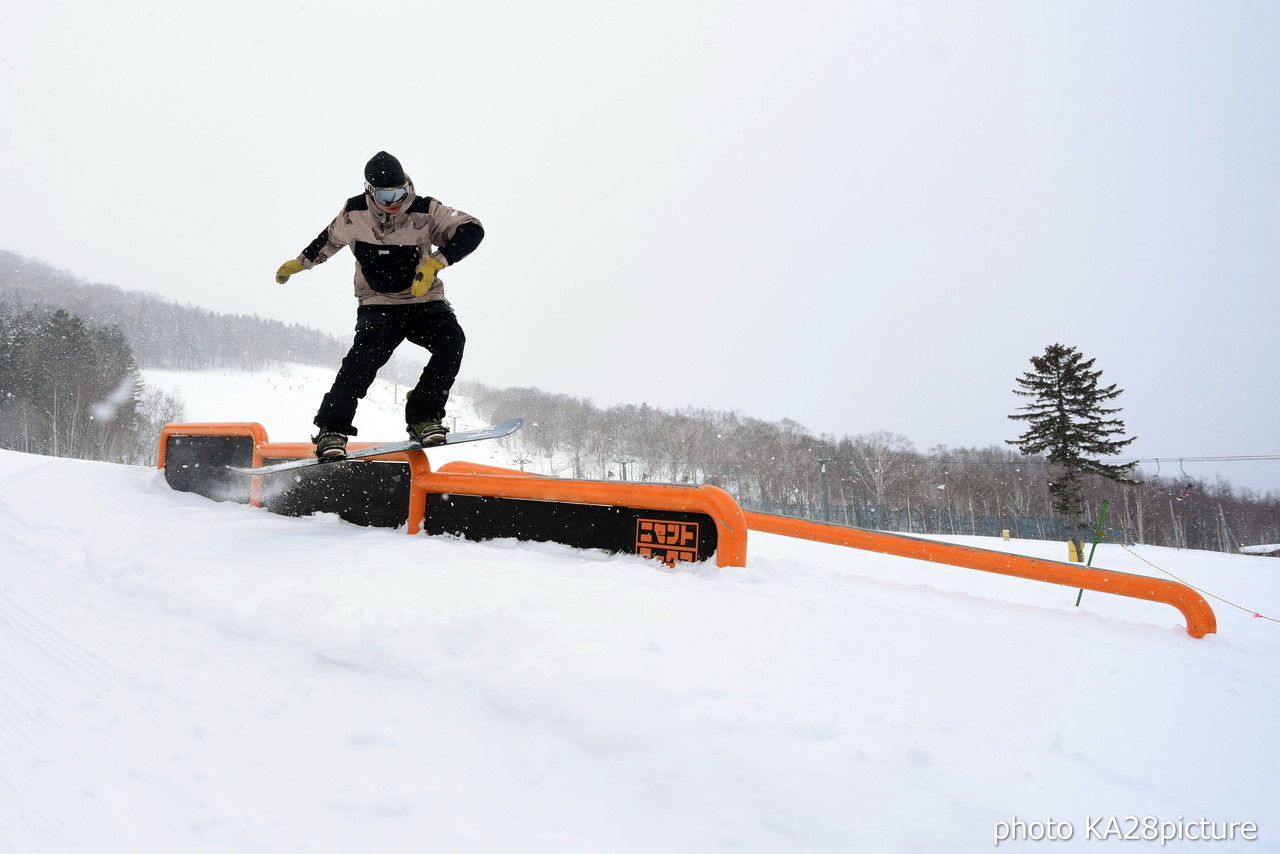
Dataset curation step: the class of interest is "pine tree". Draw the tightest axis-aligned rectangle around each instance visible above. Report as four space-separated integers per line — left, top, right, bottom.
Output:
1008 344 1137 547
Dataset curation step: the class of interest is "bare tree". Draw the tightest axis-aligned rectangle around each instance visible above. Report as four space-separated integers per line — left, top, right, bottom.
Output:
846 430 916 506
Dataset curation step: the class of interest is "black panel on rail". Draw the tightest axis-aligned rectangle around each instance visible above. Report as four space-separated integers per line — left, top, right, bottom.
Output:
425 493 717 566
163 435 255 504
162 440 718 565
258 459 413 529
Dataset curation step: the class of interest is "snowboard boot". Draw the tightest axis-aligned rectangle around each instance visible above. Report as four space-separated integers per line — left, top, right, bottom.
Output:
312 430 348 460
407 419 448 447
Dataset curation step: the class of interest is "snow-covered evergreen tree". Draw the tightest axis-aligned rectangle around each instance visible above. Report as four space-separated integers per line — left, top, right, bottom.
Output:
1008 343 1137 546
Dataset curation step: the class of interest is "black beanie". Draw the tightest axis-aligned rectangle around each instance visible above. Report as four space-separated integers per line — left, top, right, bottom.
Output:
364 151 406 187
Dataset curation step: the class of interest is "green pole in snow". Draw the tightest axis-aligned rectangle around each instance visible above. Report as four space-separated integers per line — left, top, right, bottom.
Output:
1075 500 1110 607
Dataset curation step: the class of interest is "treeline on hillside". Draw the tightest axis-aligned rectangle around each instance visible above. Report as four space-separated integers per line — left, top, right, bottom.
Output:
0 250 348 371
4 250 1278 552
459 381 1280 553
0 305 183 465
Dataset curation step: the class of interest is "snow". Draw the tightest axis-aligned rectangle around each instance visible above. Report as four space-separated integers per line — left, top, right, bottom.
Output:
2 367 1278 853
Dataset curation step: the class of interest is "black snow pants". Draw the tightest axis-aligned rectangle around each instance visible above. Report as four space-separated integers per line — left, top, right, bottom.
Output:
314 302 465 436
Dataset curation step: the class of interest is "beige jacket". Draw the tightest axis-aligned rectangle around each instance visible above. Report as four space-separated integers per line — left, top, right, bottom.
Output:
297 182 483 306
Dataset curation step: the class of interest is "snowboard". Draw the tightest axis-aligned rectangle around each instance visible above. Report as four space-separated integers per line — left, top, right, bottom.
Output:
229 417 523 476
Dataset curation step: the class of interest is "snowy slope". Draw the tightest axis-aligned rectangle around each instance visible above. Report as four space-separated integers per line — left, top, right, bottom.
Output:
2 367 1278 853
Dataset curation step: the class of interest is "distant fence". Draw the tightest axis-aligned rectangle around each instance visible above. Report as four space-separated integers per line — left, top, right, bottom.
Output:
738 501 1129 543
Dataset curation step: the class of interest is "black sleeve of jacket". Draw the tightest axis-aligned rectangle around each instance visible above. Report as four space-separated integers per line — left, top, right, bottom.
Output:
439 222 484 265
302 196 364 263
301 227 331 263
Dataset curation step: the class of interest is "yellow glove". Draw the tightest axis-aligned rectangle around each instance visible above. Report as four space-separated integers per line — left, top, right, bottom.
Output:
275 259 305 284
412 257 446 298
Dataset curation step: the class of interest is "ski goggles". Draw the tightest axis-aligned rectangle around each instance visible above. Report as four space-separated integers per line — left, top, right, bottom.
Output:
367 183 409 206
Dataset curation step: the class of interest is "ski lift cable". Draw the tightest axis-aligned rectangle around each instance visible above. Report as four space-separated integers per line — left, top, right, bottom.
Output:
1129 455 1280 464
890 455 1280 468
1102 532 1279 624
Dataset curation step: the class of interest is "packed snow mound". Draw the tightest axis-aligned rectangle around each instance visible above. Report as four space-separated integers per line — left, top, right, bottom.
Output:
1 443 1277 852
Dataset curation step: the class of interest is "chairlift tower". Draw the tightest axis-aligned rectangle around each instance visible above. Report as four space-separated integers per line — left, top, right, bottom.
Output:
809 451 834 523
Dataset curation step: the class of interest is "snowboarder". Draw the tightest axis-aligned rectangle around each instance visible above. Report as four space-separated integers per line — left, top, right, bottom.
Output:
274 151 484 459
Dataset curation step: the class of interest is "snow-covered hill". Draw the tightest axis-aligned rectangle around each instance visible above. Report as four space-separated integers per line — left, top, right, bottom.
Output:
3 367 1278 853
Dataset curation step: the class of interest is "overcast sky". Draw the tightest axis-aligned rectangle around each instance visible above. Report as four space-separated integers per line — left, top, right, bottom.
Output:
3 1 1278 491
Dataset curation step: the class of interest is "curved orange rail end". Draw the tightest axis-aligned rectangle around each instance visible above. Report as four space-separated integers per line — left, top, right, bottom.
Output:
745 512 1216 638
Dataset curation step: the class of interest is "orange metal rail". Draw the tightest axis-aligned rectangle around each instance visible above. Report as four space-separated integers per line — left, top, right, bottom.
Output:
157 422 270 470
157 425 1213 636
158 425 747 561
437 460 538 476
744 511 1217 638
